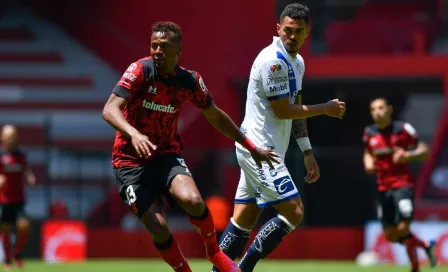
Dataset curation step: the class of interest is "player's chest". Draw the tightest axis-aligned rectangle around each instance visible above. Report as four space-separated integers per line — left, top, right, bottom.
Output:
368 133 408 155
137 79 193 105
1 154 25 173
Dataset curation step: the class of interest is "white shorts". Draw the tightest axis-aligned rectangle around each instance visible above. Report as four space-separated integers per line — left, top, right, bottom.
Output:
234 147 300 208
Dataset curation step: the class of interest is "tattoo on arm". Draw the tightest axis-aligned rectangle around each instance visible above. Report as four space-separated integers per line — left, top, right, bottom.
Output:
292 94 308 139
292 119 308 139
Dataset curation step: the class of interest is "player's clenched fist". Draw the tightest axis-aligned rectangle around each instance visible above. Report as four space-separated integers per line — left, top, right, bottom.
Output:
131 133 157 158
324 99 346 119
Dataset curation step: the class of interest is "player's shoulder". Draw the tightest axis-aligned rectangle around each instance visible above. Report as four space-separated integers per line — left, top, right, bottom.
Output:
364 124 379 136
173 66 200 91
255 46 289 73
296 53 305 64
122 56 155 79
393 120 417 136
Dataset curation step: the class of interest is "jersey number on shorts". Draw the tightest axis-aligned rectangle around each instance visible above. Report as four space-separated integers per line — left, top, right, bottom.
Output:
126 185 137 205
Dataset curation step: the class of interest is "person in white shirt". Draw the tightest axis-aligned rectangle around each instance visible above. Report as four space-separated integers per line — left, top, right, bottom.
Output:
211 3 346 272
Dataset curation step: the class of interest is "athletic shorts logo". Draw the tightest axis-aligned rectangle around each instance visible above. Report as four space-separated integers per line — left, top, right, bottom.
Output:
273 176 294 195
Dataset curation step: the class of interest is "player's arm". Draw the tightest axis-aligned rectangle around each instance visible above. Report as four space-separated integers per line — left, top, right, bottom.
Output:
292 94 320 183
0 174 5 188
406 141 429 162
363 149 376 175
102 94 140 138
25 166 36 185
102 62 156 157
262 60 344 119
403 123 429 162
292 94 311 154
362 128 376 174
192 73 279 167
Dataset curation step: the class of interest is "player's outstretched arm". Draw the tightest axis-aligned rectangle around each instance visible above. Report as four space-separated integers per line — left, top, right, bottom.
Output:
103 94 140 138
271 98 346 120
201 102 279 168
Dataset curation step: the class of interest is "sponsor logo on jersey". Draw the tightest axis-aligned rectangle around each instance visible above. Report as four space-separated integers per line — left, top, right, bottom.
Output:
123 72 137 82
270 64 282 72
269 83 287 93
142 100 178 113
126 63 138 72
147 86 157 94
267 75 288 86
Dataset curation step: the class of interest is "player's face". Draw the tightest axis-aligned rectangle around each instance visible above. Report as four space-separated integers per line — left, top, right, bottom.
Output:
370 99 392 125
277 16 310 55
150 32 181 74
1 127 18 150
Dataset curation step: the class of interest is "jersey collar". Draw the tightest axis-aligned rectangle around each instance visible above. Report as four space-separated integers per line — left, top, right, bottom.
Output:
272 36 297 62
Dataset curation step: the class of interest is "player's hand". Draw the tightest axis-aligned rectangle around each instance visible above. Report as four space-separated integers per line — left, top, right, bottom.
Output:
393 147 409 164
131 132 157 158
250 148 280 169
303 151 320 184
324 99 346 119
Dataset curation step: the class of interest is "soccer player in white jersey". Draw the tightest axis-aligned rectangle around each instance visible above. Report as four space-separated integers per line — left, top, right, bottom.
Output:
211 3 346 272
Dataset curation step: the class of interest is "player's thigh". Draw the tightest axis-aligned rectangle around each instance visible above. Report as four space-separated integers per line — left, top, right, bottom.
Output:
378 190 397 229
236 148 300 221
114 165 157 219
140 198 171 243
0 203 20 230
393 187 414 235
161 154 204 215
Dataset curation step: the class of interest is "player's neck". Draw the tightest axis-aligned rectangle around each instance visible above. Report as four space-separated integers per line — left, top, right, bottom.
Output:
377 120 392 129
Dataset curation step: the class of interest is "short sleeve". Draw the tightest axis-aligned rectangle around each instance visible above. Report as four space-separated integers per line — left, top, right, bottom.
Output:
190 72 213 109
112 62 144 100
403 122 419 148
261 59 290 101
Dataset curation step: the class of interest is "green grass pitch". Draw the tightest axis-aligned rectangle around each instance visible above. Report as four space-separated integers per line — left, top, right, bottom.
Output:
9 259 447 271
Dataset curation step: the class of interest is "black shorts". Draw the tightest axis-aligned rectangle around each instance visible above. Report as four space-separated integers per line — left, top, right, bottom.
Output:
114 153 192 218
0 202 26 224
377 187 414 227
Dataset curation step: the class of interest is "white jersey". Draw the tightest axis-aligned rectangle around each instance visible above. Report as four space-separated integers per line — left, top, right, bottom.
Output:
237 37 305 156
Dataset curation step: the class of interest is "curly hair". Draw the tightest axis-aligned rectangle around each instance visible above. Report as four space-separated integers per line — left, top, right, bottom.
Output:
280 3 310 24
151 21 182 42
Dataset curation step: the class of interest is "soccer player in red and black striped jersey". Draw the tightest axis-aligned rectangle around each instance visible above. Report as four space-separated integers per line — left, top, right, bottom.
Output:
0 125 36 272
102 21 278 272
363 98 437 272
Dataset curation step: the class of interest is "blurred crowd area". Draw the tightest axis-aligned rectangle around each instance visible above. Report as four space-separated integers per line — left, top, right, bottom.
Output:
0 0 447 232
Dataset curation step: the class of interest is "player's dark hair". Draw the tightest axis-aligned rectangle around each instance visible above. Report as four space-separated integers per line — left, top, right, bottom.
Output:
280 3 310 24
152 21 182 43
371 97 391 106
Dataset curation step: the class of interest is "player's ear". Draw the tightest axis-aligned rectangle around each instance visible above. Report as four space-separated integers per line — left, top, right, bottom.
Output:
305 25 311 39
277 23 281 35
388 105 393 115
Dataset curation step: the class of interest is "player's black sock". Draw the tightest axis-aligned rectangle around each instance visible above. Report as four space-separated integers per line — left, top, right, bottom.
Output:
238 216 293 272
211 218 251 272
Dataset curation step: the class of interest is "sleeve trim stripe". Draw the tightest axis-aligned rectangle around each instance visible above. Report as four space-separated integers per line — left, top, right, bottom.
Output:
267 93 289 101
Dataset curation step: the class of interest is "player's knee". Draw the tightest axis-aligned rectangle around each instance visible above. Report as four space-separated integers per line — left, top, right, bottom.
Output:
280 203 304 227
397 222 410 237
182 194 205 216
232 204 261 230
